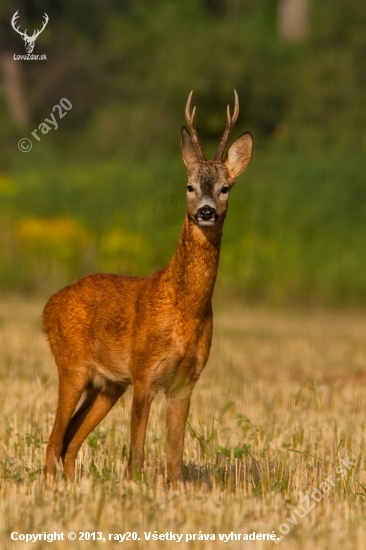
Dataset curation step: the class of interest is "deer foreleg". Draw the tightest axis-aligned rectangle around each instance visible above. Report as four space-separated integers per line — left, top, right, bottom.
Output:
166 387 192 486
128 383 155 479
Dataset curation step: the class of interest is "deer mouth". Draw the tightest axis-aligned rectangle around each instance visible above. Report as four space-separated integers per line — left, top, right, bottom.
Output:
197 217 217 227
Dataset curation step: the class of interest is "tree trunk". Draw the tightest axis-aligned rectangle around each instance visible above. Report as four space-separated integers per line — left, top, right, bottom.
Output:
278 0 309 41
0 52 29 128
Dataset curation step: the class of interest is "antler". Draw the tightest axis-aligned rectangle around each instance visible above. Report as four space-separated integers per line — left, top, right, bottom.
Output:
214 90 239 161
32 13 49 40
11 11 27 39
185 91 205 160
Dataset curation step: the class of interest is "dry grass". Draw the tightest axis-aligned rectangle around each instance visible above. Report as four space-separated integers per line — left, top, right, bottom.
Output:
1 293 366 549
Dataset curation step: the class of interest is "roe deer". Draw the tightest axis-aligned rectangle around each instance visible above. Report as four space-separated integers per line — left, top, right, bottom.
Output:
43 91 253 484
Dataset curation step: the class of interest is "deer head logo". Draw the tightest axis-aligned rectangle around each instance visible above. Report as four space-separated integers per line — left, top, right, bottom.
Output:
11 10 49 54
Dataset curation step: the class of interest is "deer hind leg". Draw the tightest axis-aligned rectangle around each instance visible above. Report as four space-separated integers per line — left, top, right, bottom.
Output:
45 370 89 478
60 386 99 464
63 383 126 481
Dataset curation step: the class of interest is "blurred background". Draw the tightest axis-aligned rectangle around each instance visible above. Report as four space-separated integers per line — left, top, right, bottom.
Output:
0 0 365 305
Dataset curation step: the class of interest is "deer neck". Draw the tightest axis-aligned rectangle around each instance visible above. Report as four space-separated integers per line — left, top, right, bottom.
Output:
166 214 223 317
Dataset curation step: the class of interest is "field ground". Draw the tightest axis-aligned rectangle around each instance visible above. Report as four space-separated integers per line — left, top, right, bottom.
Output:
1 293 366 549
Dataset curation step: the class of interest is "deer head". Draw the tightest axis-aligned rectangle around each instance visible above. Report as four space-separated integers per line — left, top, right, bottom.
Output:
181 90 253 228
11 11 49 54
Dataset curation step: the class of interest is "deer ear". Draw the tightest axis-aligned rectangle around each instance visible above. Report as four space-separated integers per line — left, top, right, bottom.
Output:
181 127 201 171
224 132 253 180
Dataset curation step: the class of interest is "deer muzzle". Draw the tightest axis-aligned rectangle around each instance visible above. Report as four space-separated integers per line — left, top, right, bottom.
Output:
196 205 217 226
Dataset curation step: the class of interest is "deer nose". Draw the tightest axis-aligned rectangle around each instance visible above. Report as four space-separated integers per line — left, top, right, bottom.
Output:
197 206 216 221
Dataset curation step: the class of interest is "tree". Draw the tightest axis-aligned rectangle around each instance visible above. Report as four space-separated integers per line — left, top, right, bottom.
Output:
278 0 309 41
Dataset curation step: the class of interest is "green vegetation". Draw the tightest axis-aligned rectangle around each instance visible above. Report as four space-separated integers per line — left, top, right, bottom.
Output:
0 0 365 304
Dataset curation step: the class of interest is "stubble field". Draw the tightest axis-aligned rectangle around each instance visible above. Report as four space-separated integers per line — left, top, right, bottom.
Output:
1 294 366 549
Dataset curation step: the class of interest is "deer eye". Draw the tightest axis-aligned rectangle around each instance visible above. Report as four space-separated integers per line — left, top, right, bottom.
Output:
221 186 229 194
187 185 194 193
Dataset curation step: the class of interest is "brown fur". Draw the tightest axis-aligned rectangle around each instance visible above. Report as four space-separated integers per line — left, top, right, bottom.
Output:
43 93 253 484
